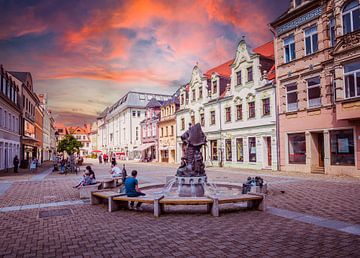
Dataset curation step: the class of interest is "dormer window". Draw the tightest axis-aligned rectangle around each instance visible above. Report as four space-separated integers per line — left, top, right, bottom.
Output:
343 0 360 35
247 67 253 82
236 71 242 85
212 80 217 95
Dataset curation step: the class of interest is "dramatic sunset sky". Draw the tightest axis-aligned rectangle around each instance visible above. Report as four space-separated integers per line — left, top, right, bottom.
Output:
0 0 289 127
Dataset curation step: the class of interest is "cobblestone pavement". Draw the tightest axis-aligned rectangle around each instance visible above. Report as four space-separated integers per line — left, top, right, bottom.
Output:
0 159 359 257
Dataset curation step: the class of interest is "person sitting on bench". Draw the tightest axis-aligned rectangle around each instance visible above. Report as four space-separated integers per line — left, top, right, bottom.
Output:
125 170 145 210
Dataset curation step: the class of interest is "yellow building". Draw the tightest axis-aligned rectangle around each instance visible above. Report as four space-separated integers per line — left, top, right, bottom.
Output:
158 97 179 163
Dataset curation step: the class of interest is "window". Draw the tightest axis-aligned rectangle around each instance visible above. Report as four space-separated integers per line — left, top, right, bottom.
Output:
110 133 113 142
135 127 139 141
284 35 295 63
211 140 218 161
288 133 306 164
132 111 136 117
181 94 184 105
344 61 360 98
307 76 321 108
247 67 253 82
171 125 174 136
236 138 244 162
236 104 242 120
248 102 255 118
286 83 298 112
236 71 242 85
137 111 140 117
210 111 215 125
225 139 232 161
262 98 270 116
191 115 195 126
166 126 168 136
225 107 231 122
212 81 217 95
200 113 205 126
248 137 256 162
181 118 185 130
329 16 336 47
199 87 203 99
192 89 196 101
343 0 360 35
152 124 156 137
304 26 318 55
330 129 355 165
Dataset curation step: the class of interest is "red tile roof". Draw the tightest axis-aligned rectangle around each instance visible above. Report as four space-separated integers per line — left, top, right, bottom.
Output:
204 59 234 78
253 41 274 60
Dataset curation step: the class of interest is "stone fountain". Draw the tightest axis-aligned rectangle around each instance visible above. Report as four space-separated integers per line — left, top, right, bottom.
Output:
175 123 207 197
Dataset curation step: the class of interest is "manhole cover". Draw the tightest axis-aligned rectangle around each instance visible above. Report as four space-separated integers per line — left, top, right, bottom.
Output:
39 208 73 218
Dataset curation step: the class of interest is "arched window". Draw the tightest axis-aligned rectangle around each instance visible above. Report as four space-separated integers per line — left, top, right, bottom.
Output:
343 0 360 34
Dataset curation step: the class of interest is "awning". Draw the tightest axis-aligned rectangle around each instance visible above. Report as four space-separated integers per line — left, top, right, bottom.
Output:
91 150 102 153
135 143 155 151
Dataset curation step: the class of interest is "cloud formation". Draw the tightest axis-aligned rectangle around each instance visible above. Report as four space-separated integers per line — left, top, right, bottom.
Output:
0 0 288 126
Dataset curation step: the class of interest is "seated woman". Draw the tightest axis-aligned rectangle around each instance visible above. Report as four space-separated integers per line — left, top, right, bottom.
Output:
86 165 96 183
74 169 96 189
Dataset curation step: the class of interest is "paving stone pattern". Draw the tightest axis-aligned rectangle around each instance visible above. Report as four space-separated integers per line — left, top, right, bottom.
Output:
0 160 359 257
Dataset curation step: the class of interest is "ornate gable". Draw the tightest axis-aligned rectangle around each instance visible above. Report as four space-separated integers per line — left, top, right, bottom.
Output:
189 65 203 87
232 39 253 70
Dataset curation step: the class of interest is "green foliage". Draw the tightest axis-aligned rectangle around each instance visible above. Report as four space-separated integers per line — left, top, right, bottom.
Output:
57 134 83 155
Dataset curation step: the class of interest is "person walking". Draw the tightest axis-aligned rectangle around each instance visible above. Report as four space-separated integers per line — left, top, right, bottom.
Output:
125 170 145 210
98 154 103 164
13 155 19 173
29 157 37 173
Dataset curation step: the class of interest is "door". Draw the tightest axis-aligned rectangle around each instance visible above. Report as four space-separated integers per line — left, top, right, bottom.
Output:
267 137 272 167
318 133 324 167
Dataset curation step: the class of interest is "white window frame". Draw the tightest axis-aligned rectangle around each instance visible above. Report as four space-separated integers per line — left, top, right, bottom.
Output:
344 63 360 99
329 16 336 47
307 76 321 108
283 34 295 63
342 1 360 34
304 25 318 56
286 84 298 112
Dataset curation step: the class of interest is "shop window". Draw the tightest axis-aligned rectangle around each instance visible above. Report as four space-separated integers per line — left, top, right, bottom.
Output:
262 98 270 116
248 101 255 118
236 104 242 120
288 133 306 164
344 61 360 98
286 83 298 112
247 67 253 82
211 140 218 161
284 34 295 63
210 111 215 125
236 71 242 85
343 0 360 35
248 137 256 162
225 107 231 122
236 138 244 162
330 129 355 165
225 139 232 161
304 26 318 55
307 76 321 108
200 113 205 126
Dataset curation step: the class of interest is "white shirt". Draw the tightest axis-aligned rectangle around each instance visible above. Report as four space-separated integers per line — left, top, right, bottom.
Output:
111 166 122 177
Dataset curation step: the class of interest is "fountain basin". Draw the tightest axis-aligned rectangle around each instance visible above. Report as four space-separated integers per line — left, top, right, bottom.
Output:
175 176 207 197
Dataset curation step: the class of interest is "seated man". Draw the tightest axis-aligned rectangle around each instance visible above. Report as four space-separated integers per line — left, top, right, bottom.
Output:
125 170 145 210
110 164 122 178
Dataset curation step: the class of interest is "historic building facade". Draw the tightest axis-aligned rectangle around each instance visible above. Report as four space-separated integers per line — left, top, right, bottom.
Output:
0 66 21 172
271 0 360 176
97 91 171 159
158 96 179 163
176 40 277 170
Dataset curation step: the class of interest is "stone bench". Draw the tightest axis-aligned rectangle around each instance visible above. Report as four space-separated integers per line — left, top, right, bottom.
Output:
79 183 101 199
158 197 214 216
91 191 123 212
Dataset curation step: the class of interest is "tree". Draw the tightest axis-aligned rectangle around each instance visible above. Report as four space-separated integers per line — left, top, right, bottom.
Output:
57 134 83 155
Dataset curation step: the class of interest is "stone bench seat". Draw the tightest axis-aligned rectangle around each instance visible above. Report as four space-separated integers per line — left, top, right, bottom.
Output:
91 191 123 212
159 197 213 205
79 183 101 199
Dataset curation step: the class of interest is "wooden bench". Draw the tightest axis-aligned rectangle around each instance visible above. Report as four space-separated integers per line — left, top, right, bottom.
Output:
91 191 123 212
209 193 266 217
79 183 101 199
111 195 164 216
158 197 214 217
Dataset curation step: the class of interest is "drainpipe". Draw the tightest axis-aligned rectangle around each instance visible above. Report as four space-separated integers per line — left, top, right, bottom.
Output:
275 81 281 172
218 96 223 167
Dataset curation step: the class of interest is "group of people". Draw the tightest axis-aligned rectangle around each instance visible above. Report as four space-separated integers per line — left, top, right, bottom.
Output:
98 153 117 166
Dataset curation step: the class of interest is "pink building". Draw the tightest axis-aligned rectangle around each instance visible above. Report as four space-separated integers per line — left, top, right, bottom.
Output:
139 98 163 162
271 0 360 176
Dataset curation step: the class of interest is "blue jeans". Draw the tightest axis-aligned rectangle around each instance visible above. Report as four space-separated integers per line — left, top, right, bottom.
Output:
127 192 146 208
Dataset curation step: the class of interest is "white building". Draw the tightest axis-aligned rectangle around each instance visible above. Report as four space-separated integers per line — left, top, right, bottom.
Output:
176 40 278 170
38 94 52 161
97 91 171 159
